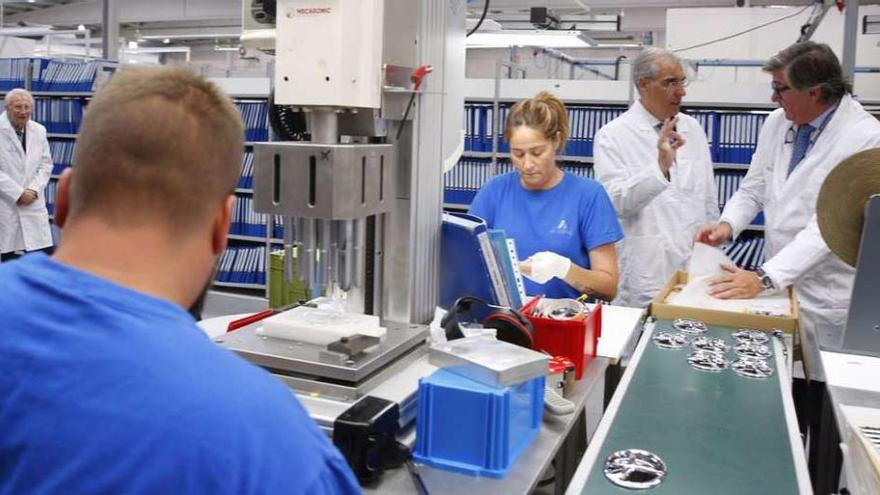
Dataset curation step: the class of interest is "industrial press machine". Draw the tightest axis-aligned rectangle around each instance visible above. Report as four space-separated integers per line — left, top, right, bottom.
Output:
218 0 466 478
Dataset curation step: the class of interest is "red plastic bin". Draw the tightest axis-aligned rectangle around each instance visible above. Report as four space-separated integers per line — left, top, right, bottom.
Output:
520 297 602 380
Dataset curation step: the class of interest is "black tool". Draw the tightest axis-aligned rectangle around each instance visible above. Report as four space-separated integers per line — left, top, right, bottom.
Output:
333 396 408 484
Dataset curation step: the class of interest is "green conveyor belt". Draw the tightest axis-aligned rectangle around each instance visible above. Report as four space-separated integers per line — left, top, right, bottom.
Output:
579 320 799 495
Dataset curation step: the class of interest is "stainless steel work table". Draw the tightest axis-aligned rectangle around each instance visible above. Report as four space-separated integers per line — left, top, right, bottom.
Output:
366 357 609 495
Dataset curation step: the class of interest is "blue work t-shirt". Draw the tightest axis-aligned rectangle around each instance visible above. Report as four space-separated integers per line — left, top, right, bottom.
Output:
0 253 361 495
469 172 623 299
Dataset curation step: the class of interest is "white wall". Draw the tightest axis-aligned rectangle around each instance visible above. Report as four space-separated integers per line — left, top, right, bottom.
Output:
465 46 641 82
0 36 36 57
462 5 880 105
667 5 880 100
164 45 273 79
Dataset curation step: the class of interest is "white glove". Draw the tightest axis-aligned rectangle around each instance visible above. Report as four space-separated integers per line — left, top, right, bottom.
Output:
520 251 571 284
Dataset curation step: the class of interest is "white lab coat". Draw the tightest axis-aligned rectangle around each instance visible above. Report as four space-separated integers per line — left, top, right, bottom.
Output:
594 100 719 308
0 113 53 253
721 95 880 380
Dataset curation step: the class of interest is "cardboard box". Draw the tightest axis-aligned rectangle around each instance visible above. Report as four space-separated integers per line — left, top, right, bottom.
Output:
650 271 799 334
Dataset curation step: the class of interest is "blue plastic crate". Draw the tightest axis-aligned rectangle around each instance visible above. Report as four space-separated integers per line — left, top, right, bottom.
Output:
413 369 544 479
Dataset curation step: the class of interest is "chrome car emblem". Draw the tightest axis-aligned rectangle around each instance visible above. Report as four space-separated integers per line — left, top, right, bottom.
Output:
687 350 729 372
732 329 769 344
652 331 689 349
732 357 774 379
672 319 707 335
604 449 667 489
691 336 728 354
734 343 772 359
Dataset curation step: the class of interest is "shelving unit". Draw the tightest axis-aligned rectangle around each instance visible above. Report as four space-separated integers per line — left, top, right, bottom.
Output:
0 58 118 248
448 98 773 270
212 97 275 294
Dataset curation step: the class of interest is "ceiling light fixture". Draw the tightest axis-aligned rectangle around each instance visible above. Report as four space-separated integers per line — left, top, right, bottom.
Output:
140 33 240 41
466 30 594 49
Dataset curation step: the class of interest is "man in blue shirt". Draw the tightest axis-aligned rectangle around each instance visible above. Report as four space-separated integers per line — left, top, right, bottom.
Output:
0 66 361 494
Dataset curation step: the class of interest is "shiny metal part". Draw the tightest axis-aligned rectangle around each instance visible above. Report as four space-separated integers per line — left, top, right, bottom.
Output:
252 142 395 220
535 298 587 320
217 320 428 383
732 329 769 344
691 336 729 354
603 449 668 490
732 357 775 379
283 215 297 284
734 343 772 359
672 319 708 335
772 329 788 359
687 350 729 372
652 331 689 349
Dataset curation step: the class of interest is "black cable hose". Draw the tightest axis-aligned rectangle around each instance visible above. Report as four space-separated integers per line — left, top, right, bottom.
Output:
267 88 308 141
466 0 490 37
251 0 277 25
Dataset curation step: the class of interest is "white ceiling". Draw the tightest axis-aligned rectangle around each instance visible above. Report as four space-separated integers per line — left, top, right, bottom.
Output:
2 0 876 47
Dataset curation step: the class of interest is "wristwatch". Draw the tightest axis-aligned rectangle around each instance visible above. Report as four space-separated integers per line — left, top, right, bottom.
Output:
755 266 776 292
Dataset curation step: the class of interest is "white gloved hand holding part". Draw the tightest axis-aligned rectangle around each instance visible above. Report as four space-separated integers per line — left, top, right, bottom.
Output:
520 251 572 284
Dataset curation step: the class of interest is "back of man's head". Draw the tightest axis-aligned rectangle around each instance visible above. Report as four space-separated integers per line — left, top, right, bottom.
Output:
67 65 244 234
763 41 851 104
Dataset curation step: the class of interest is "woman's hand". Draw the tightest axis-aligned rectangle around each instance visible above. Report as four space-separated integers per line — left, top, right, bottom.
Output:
520 251 572 284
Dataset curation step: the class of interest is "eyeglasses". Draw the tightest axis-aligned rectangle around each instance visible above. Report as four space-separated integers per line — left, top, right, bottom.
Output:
771 82 792 98
659 78 689 90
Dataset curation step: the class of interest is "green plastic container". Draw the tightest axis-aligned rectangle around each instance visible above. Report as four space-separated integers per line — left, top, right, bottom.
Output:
268 250 310 309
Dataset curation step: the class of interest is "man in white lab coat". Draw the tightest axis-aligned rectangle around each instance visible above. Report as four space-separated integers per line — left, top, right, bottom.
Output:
696 41 880 381
0 88 53 262
594 48 718 308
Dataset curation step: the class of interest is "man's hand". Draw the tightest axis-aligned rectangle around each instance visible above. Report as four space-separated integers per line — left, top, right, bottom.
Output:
658 116 685 176
708 263 762 299
16 189 37 206
520 251 572 284
694 222 732 247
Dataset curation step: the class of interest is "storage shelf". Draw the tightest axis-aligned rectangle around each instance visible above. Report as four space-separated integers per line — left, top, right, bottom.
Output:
463 97 779 111
47 133 77 139
461 150 592 163
714 163 751 171
745 224 765 232
213 281 266 290
235 188 253 194
32 91 93 97
227 234 267 242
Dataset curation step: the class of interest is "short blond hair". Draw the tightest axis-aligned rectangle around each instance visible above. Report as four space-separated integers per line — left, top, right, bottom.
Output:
68 65 244 233
504 91 570 152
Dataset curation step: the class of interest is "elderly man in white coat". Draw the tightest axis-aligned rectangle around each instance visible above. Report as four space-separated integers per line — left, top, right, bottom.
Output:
594 48 718 308
0 88 53 262
695 42 880 381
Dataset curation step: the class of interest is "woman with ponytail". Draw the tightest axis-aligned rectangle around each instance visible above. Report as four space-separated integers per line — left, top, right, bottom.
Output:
469 91 623 300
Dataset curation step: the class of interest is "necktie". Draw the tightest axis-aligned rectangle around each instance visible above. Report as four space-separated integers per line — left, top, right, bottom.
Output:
15 129 25 152
655 121 676 182
787 124 813 177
